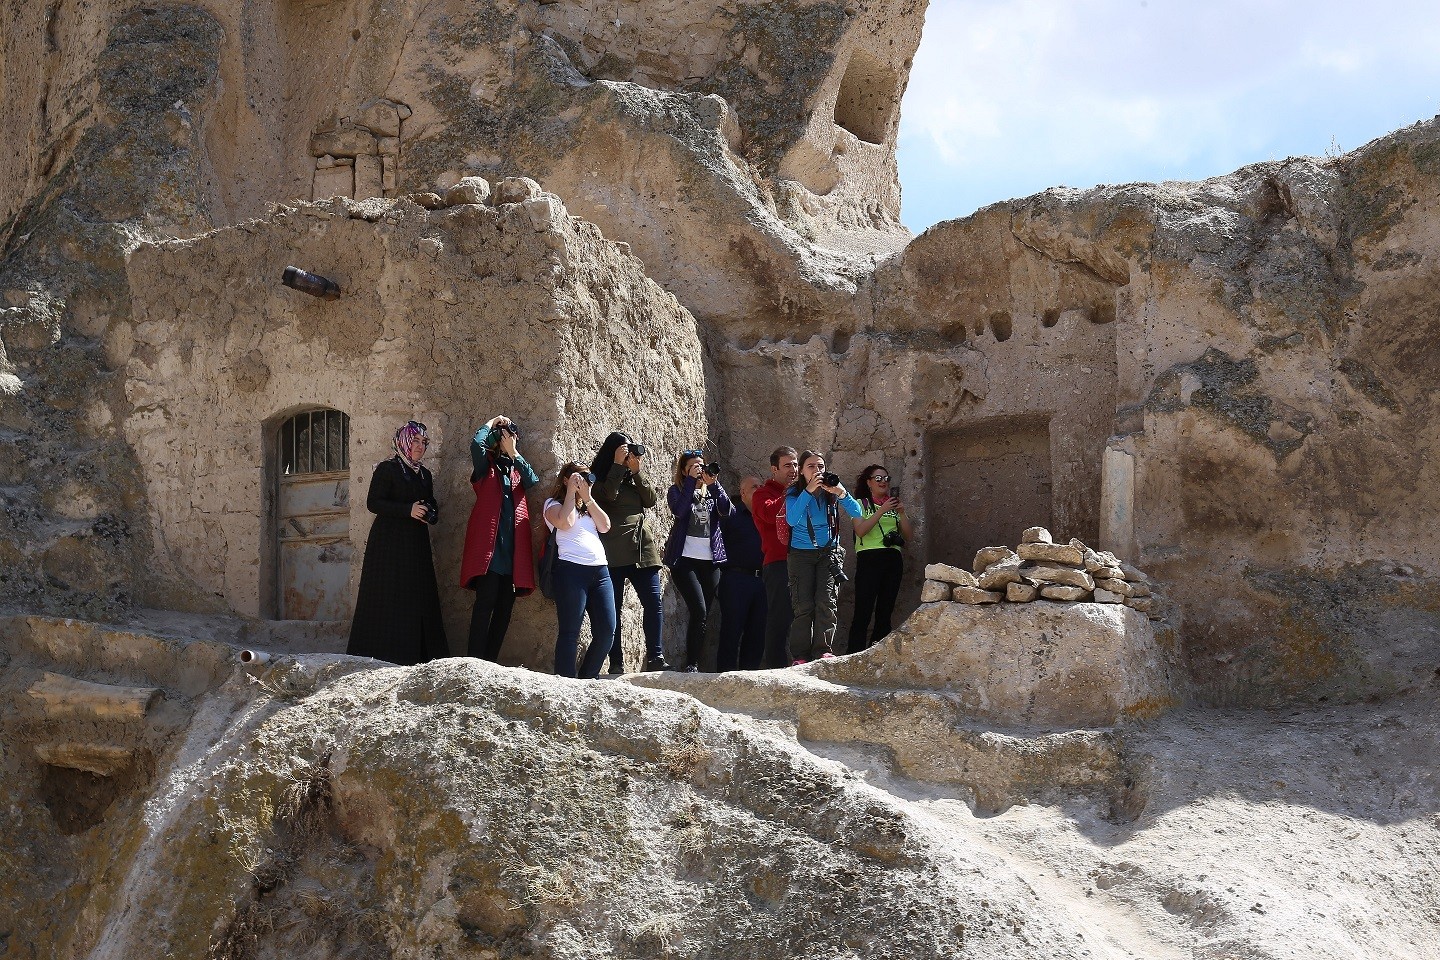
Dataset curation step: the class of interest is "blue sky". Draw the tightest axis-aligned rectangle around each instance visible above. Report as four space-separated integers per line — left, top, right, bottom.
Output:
896 0 1440 231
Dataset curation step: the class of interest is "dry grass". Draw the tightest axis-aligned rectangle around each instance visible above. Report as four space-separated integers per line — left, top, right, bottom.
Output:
205 753 336 960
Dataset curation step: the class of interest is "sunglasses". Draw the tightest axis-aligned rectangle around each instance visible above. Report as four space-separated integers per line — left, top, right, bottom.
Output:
870 474 890 482
681 449 704 458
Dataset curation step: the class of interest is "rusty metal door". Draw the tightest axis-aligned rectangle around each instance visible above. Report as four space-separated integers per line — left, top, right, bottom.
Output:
276 410 352 620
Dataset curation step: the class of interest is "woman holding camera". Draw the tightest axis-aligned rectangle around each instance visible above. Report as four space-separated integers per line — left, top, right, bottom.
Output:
460 415 540 662
347 421 449 666
544 462 616 679
847 465 914 654
590 432 669 673
663 451 733 672
785 451 862 663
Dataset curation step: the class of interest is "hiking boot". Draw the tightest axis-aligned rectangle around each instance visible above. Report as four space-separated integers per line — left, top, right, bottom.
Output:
643 655 672 672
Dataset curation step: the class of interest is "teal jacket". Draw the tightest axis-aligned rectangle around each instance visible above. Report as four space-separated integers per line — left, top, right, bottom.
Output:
784 488 861 550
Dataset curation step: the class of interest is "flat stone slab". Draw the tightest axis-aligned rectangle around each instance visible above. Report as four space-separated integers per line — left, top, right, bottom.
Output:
810 602 1175 727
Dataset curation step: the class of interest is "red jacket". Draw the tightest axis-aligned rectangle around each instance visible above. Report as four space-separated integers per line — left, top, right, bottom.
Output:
459 459 535 595
752 479 791 566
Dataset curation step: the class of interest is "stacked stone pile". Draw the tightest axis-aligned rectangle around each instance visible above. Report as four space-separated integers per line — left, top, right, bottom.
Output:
921 527 1157 616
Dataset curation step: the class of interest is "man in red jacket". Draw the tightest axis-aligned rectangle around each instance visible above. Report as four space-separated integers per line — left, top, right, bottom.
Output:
752 446 799 668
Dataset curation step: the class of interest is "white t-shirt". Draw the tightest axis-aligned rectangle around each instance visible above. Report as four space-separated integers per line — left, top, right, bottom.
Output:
544 499 608 566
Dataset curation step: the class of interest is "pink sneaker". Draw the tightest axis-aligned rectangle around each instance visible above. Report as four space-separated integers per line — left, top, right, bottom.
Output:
819 652 836 659
791 659 808 666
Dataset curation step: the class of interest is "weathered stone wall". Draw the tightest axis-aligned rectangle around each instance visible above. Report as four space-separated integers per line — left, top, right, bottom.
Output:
848 127 1440 705
123 192 706 666
3 0 922 343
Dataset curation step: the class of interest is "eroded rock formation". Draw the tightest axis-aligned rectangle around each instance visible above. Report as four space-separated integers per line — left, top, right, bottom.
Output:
3 2 1440 957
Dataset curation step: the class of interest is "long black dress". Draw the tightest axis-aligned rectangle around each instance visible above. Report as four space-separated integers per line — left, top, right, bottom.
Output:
346 456 449 664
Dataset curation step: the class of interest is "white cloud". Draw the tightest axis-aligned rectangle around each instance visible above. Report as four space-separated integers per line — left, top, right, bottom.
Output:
898 0 1440 228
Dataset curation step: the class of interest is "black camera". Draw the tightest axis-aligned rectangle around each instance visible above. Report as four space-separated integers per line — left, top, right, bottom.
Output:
580 471 596 484
704 462 721 477
820 471 841 487
499 422 520 438
421 499 439 525
629 442 648 458
882 530 906 548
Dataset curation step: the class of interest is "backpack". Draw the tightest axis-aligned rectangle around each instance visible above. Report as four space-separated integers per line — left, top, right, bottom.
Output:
538 527 559 600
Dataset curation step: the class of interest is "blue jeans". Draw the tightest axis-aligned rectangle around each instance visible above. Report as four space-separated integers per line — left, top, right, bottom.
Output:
553 559 616 679
608 564 664 668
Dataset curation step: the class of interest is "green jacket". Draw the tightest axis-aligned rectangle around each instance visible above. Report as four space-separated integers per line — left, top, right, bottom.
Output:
593 461 661 568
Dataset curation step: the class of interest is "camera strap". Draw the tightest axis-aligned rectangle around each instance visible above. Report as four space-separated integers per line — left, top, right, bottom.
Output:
803 495 838 549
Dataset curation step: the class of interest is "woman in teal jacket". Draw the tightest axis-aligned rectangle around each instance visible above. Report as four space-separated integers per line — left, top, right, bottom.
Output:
784 450 861 663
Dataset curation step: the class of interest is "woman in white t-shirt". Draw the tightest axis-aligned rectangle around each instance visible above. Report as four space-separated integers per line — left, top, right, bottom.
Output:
543 461 614 678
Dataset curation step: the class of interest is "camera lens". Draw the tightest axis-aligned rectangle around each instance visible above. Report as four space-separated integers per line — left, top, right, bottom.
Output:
583 471 596 484
630 443 647 458
705 462 721 475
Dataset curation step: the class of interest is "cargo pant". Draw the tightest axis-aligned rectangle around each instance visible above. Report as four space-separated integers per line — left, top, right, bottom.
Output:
787 546 840 661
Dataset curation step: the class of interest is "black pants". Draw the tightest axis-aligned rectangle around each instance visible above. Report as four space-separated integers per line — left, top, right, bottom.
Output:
467 570 517 661
671 556 718 668
762 560 794 668
847 549 903 654
717 568 767 671
608 564 664 670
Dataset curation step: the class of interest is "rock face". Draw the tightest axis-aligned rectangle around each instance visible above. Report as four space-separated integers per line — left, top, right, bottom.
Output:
4 589 1440 960
2 0 1440 713
0 617 1120 960
808 601 1174 726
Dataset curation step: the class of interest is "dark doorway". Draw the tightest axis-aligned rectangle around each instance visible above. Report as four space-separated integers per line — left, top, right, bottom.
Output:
926 417 1053 569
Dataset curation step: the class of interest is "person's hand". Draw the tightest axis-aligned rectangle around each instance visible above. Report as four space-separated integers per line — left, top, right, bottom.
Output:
880 496 900 514
498 430 518 457
687 459 704 480
576 473 593 498
567 473 583 495
625 452 642 472
410 502 429 521
806 473 823 493
613 443 630 465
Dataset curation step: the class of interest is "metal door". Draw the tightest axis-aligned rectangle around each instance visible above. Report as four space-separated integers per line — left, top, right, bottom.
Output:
276 410 352 620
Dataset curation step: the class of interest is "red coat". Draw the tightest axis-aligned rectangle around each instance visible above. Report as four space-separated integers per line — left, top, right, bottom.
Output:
459 458 536 595
752 479 791 566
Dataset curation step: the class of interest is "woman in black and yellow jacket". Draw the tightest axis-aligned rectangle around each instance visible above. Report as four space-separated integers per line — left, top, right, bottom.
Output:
846 464 915 654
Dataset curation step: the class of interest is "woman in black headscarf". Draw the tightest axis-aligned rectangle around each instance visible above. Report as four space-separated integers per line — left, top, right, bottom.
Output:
347 421 449 665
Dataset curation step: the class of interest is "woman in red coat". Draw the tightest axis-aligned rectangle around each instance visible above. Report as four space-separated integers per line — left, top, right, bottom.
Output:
459 414 540 660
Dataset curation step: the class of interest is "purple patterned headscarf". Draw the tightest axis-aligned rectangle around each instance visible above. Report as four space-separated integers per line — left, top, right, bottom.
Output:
393 421 429 471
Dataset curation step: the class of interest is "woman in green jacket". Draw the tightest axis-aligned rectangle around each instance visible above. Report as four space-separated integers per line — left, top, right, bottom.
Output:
590 432 670 672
